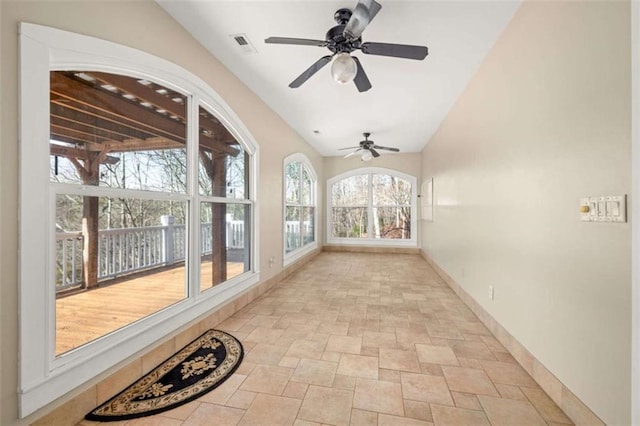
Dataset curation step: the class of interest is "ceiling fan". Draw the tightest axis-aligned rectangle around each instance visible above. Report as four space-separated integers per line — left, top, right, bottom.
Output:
340 132 400 160
264 0 429 92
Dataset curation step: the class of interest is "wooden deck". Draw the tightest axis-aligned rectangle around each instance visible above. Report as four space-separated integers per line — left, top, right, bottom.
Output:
56 261 245 355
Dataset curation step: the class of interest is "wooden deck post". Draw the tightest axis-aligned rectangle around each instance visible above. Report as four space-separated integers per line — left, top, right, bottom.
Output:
199 149 228 287
211 153 227 286
161 215 175 265
70 151 106 289
82 193 99 289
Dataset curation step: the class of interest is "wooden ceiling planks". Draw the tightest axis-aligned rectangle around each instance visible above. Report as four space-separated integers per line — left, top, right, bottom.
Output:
50 72 187 143
49 71 240 166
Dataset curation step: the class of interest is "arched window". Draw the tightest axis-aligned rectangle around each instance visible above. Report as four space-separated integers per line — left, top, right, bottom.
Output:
327 167 417 246
19 24 258 416
283 154 317 265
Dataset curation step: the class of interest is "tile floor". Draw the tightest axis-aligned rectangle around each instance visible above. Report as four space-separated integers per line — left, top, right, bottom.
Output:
79 252 573 425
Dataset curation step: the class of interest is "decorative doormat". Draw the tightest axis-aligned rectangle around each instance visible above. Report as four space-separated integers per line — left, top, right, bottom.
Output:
86 329 243 422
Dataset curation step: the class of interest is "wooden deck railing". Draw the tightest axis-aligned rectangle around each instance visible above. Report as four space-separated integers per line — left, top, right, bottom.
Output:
55 217 246 291
56 219 309 291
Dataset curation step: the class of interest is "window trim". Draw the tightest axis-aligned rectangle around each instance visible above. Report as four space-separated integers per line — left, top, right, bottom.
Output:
283 153 317 266
326 167 417 247
19 23 260 417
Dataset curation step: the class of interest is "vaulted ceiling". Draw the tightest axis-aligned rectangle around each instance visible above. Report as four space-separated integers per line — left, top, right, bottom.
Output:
158 1 521 157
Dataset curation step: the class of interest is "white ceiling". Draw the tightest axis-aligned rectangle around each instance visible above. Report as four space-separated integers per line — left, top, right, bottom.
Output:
158 1 521 157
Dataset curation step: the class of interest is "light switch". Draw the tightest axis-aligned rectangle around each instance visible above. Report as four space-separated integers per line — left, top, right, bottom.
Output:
580 195 626 222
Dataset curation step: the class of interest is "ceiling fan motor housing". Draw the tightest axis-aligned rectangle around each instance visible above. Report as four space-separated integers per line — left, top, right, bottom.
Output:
326 22 361 53
360 134 373 149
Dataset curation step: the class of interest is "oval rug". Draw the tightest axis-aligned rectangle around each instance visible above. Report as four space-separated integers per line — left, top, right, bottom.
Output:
86 329 244 422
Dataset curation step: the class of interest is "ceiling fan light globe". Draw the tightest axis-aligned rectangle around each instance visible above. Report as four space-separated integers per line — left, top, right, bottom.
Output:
331 53 357 84
361 151 374 161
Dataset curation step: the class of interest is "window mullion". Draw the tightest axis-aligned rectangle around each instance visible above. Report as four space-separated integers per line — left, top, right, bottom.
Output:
368 173 374 241
187 95 200 298
299 166 304 247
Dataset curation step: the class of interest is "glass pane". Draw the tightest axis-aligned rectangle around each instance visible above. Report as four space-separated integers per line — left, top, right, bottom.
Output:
200 202 250 292
332 175 369 206
332 207 368 238
301 165 312 206
302 207 315 246
372 174 412 206
198 105 247 199
285 162 301 204
55 194 187 355
49 71 187 193
285 206 301 253
373 207 411 239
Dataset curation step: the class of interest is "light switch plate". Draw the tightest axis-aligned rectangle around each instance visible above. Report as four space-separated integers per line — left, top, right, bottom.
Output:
580 195 626 222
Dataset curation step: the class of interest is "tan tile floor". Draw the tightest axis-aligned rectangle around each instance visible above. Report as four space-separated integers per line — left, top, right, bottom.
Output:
80 252 573 425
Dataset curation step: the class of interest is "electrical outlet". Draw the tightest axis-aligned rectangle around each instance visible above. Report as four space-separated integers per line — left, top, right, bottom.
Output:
489 285 494 301
269 256 275 268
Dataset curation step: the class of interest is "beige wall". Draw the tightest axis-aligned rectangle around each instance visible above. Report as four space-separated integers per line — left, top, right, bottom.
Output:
420 1 630 424
324 152 422 182
0 1 322 424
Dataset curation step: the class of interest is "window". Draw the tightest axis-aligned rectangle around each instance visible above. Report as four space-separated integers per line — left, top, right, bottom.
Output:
283 154 317 265
19 24 258 416
327 168 417 246
51 71 191 356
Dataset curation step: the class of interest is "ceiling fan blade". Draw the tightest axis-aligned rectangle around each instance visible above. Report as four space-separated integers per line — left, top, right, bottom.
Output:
338 146 361 150
344 149 362 158
361 42 428 60
265 37 327 47
369 147 381 158
289 55 333 88
344 0 382 39
352 57 372 92
373 144 400 152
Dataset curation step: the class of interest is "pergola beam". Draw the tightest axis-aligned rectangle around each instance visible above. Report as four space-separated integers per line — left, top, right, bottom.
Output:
51 103 157 141
89 72 234 139
90 72 186 119
51 144 120 165
86 137 183 153
51 115 135 142
51 73 187 142
51 124 110 145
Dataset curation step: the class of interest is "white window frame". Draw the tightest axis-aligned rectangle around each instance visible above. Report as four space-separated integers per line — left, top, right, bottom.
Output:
326 167 417 247
18 23 260 417
283 153 317 266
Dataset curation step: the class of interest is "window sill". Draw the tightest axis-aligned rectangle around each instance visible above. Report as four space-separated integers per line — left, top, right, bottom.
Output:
283 242 318 267
326 238 417 247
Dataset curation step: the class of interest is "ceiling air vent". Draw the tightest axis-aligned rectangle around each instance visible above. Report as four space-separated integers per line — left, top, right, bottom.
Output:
230 33 258 54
